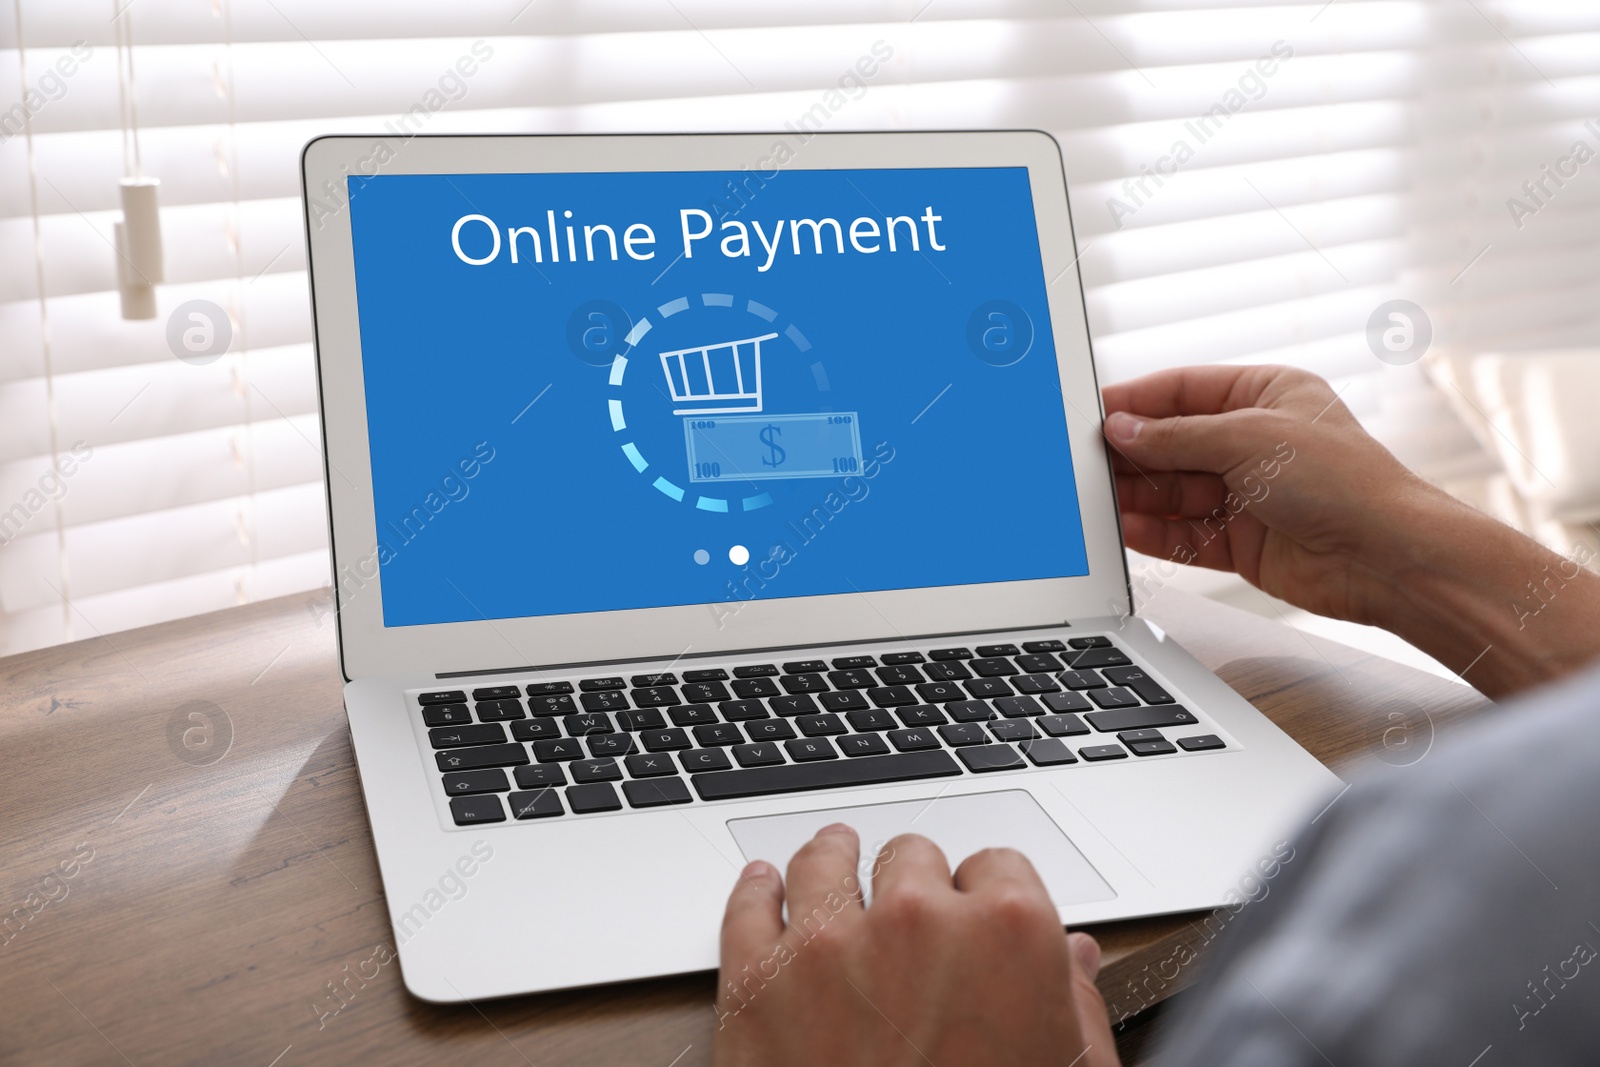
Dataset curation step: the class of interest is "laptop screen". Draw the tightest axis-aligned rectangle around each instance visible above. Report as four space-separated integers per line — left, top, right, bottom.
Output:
346 165 1090 627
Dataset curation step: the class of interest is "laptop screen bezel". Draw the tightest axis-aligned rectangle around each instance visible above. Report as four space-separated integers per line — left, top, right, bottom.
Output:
302 131 1131 681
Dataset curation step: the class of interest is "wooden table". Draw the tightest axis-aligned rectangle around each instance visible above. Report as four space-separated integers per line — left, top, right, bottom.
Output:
0 587 1491 1066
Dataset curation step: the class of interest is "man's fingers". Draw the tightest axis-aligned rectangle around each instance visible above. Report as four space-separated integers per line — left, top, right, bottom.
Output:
1106 407 1272 477
720 860 785 972
871 832 953 901
951 846 1050 898
1066 932 1123 1067
784 823 863 932
1102 364 1268 421
1120 513 1241 573
1115 469 1228 519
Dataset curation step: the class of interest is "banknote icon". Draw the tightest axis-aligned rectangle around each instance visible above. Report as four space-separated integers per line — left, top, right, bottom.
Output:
685 412 863 483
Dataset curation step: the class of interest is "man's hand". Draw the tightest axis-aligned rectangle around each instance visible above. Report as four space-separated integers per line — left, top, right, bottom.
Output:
1103 364 1600 697
712 825 1119 1067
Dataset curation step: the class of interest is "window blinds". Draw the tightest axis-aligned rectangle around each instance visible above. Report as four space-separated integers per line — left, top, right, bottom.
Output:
2 0 1596 655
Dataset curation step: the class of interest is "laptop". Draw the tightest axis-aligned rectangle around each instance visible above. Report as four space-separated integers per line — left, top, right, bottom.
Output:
300 131 1341 1003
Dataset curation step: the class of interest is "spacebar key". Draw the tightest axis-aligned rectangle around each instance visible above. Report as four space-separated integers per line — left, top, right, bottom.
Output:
693 750 960 801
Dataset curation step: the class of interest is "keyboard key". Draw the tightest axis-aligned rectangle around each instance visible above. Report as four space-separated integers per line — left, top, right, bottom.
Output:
923 661 973 682
476 699 526 722
733 742 786 767
441 769 510 796
421 704 471 727
1116 729 1165 745
847 708 897 732
829 669 877 690
511 719 562 742
683 668 730 683
450 795 505 824
1178 734 1226 752
732 677 781 698
945 699 995 723
430 723 507 749
533 738 584 762
683 681 732 703
418 689 466 706
623 777 693 808
567 783 623 813
798 713 847 737
616 708 667 731
938 723 989 746
785 737 838 762
916 680 965 703
1129 739 1177 757
1039 714 1090 737
508 789 563 819
578 691 627 713
514 764 567 789
770 694 820 716
876 664 925 685
1101 666 1175 705
1089 688 1140 709
563 712 614 735
1013 674 1061 695
975 644 1020 657
990 720 1039 742
716 699 768 722
1069 636 1112 649
669 704 718 728
586 733 636 757
965 678 1014 699
1057 670 1105 691
995 696 1046 718
1085 705 1197 732
1042 692 1092 714
458 748 534 783
1015 654 1062 673
819 690 870 712
472 685 521 701
632 672 678 687
681 748 734 772
694 722 745 746
1064 647 1132 670
733 664 779 677
957 745 1025 772
970 657 1018 677
1023 639 1067 653
531 693 579 715
783 660 827 674
572 757 623 782
640 728 692 751
746 719 797 742
1020 738 1077 765
832 655 877 669
929 647 972 660
880 651 926 665
839 733 890 757
580 676 626 691
868 686 917 707
525 680 575 696
633 686 681 708
888 728 940 752
625 753 677 777
1079 744 1128 761
897 706 946 728
781 674 828 695
693 750 961 801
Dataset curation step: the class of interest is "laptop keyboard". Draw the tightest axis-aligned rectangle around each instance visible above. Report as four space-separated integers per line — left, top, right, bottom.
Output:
417 637 1230 826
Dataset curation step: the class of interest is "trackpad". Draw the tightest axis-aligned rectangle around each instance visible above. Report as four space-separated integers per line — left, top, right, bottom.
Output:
727 790 1116 906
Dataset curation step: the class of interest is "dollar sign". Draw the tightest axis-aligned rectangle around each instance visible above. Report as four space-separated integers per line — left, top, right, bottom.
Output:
759 424 786 468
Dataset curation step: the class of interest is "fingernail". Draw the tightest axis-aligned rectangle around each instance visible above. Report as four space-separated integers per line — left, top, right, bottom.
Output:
1068 932 1102 978
1105 411 1143 445
817 822 856 837
742 860 774 880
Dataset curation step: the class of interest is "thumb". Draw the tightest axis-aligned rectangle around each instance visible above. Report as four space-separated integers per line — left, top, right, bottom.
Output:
1066 932 1123 1067
1105 408 1265 477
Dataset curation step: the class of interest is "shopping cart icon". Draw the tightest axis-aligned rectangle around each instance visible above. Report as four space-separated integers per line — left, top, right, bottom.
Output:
658 332 779 416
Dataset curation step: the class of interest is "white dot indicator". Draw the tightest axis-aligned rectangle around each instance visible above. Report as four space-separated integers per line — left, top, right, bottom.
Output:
729 544 750 566
693 549 710 565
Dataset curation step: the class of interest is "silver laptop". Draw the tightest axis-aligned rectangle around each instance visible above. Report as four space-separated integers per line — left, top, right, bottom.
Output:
301 131 1340 1002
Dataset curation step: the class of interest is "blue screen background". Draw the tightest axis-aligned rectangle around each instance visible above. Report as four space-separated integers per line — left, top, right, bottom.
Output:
347 166 1089 627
